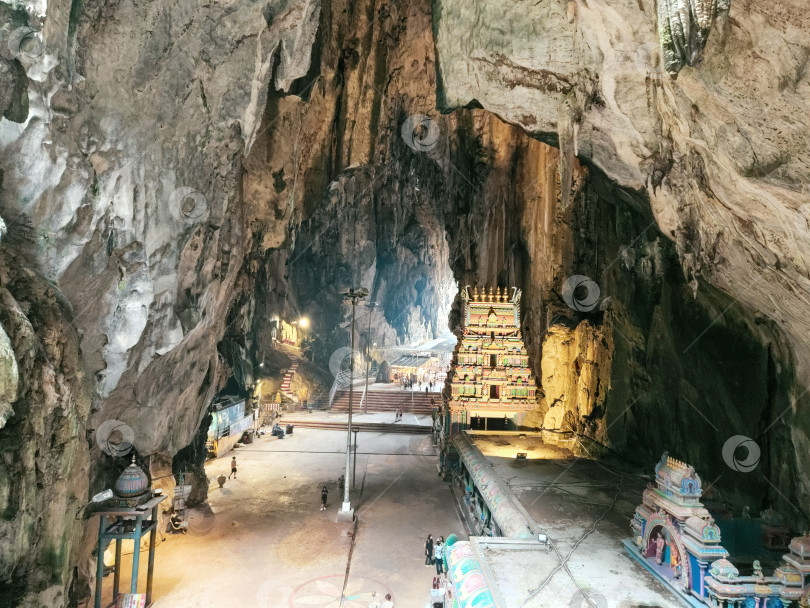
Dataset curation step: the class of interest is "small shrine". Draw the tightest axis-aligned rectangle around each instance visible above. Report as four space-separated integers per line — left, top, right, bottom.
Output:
444 286 538 435
626 452 810 607
93 456 166 608
627 452 729 602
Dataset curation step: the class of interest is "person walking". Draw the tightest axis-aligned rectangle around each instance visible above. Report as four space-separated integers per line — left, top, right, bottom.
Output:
381 594 394 608
320 485 329 510
424 534 434 566
228 456 237 479
434 536 445 575
368 591 380 608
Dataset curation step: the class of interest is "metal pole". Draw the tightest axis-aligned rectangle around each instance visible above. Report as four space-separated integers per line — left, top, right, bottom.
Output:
340 287 367 519
94 516 105 608
113 538 122 602
364 303 374 414
131 515 143 594
146 505 157 605
352 427 359 490
411 353 415 412
343 295 356 512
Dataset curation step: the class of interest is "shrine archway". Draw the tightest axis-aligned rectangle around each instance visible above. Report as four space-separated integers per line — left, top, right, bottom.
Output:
642 518 690 590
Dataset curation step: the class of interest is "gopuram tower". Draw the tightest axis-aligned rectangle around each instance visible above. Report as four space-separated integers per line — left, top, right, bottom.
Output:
444 286 539 435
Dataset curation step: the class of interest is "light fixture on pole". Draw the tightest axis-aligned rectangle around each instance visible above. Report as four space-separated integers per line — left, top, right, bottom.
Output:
338 286 368 521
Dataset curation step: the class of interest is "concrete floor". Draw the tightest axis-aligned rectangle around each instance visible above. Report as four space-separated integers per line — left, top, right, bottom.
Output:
472 434 683 607
102 424 464 608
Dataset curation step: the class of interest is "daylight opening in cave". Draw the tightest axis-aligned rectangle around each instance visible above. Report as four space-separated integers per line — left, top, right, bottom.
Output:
1 1 809 608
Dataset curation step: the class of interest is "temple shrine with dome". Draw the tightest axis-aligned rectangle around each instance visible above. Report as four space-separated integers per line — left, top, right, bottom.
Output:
444 286 538 435
625 452 810 608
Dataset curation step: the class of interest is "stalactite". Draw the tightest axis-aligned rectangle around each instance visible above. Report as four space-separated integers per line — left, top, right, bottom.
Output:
657 0 731 75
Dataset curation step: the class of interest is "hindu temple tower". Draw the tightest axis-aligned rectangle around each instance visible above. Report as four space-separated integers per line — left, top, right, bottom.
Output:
444 286 539 435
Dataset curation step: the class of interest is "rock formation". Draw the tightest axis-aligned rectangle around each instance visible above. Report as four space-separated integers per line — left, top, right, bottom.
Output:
0 0 808 604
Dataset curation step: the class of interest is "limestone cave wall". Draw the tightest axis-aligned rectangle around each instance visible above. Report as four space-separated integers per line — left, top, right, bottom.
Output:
0 0 808 604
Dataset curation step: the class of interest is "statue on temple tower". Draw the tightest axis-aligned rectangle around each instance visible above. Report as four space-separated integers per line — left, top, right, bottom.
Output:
669 541 681 578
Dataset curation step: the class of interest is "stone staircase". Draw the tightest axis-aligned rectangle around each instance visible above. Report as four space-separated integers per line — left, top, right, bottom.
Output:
331 389 440 415
280 361 298 401
277 418 431 434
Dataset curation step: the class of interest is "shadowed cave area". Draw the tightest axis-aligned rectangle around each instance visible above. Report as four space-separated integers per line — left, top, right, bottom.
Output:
0 0 809 607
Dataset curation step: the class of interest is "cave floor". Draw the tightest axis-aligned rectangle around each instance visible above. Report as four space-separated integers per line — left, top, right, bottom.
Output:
102 427 463 608
471 434 684 607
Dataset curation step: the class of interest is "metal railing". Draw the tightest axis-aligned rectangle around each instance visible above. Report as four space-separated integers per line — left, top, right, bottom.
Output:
327 367 373 408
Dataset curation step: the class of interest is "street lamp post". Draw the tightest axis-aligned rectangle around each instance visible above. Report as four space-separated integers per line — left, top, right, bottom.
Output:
338 287 368 521
363 302 377 414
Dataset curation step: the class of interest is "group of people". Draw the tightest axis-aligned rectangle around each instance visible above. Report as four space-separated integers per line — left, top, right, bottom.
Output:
399 376 439 391
424 534 446 575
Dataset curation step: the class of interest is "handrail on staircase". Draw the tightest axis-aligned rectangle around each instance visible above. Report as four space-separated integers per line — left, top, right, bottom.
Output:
328 367 375 408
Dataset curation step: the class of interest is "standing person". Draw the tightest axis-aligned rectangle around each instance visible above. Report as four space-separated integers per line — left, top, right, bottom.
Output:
424 534 434 566
381 593 394 608
229 456 237 479
434 536 445 575
654 531 665 565
320 485 329 511
368 591 380 608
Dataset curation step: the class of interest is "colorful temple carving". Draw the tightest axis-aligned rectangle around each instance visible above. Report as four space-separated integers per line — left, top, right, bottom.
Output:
627 452 810 607
704 535 810 607
445 286 538 434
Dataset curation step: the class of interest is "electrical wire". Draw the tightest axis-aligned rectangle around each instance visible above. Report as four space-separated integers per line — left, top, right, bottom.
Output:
519 471 625 607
